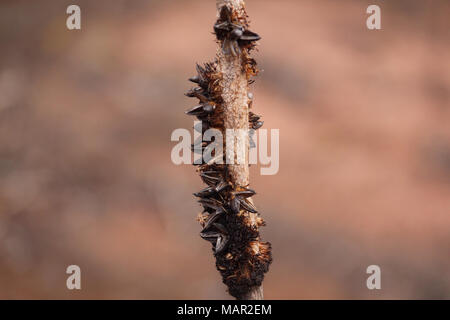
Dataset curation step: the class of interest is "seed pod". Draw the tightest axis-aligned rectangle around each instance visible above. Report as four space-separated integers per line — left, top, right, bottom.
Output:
186 1 272 300
185 105 205 116
252 121 264 130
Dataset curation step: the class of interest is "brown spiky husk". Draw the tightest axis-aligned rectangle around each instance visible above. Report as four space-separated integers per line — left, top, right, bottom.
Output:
186 3 272 299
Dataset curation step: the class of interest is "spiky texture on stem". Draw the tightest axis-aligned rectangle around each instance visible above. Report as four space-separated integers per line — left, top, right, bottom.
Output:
186 0 272 300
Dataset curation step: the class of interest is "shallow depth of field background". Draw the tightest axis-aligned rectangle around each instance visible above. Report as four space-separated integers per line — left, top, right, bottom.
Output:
0 0 449 299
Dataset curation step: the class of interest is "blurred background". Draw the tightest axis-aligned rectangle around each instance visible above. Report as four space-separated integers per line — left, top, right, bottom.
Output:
0 0 449 299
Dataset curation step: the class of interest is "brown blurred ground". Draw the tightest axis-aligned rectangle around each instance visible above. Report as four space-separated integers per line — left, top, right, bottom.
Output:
0 0 449 299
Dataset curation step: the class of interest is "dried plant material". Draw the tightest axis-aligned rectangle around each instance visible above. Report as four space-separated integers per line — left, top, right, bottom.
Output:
185 0 272 300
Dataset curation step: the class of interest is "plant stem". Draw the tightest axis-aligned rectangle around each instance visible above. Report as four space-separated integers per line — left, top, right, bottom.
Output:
216 0 264 301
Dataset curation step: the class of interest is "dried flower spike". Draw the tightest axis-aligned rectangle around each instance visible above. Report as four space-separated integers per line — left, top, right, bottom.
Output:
185 0 272 300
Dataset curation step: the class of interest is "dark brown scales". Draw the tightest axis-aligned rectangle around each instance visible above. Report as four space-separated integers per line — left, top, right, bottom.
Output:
185 3 272 299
